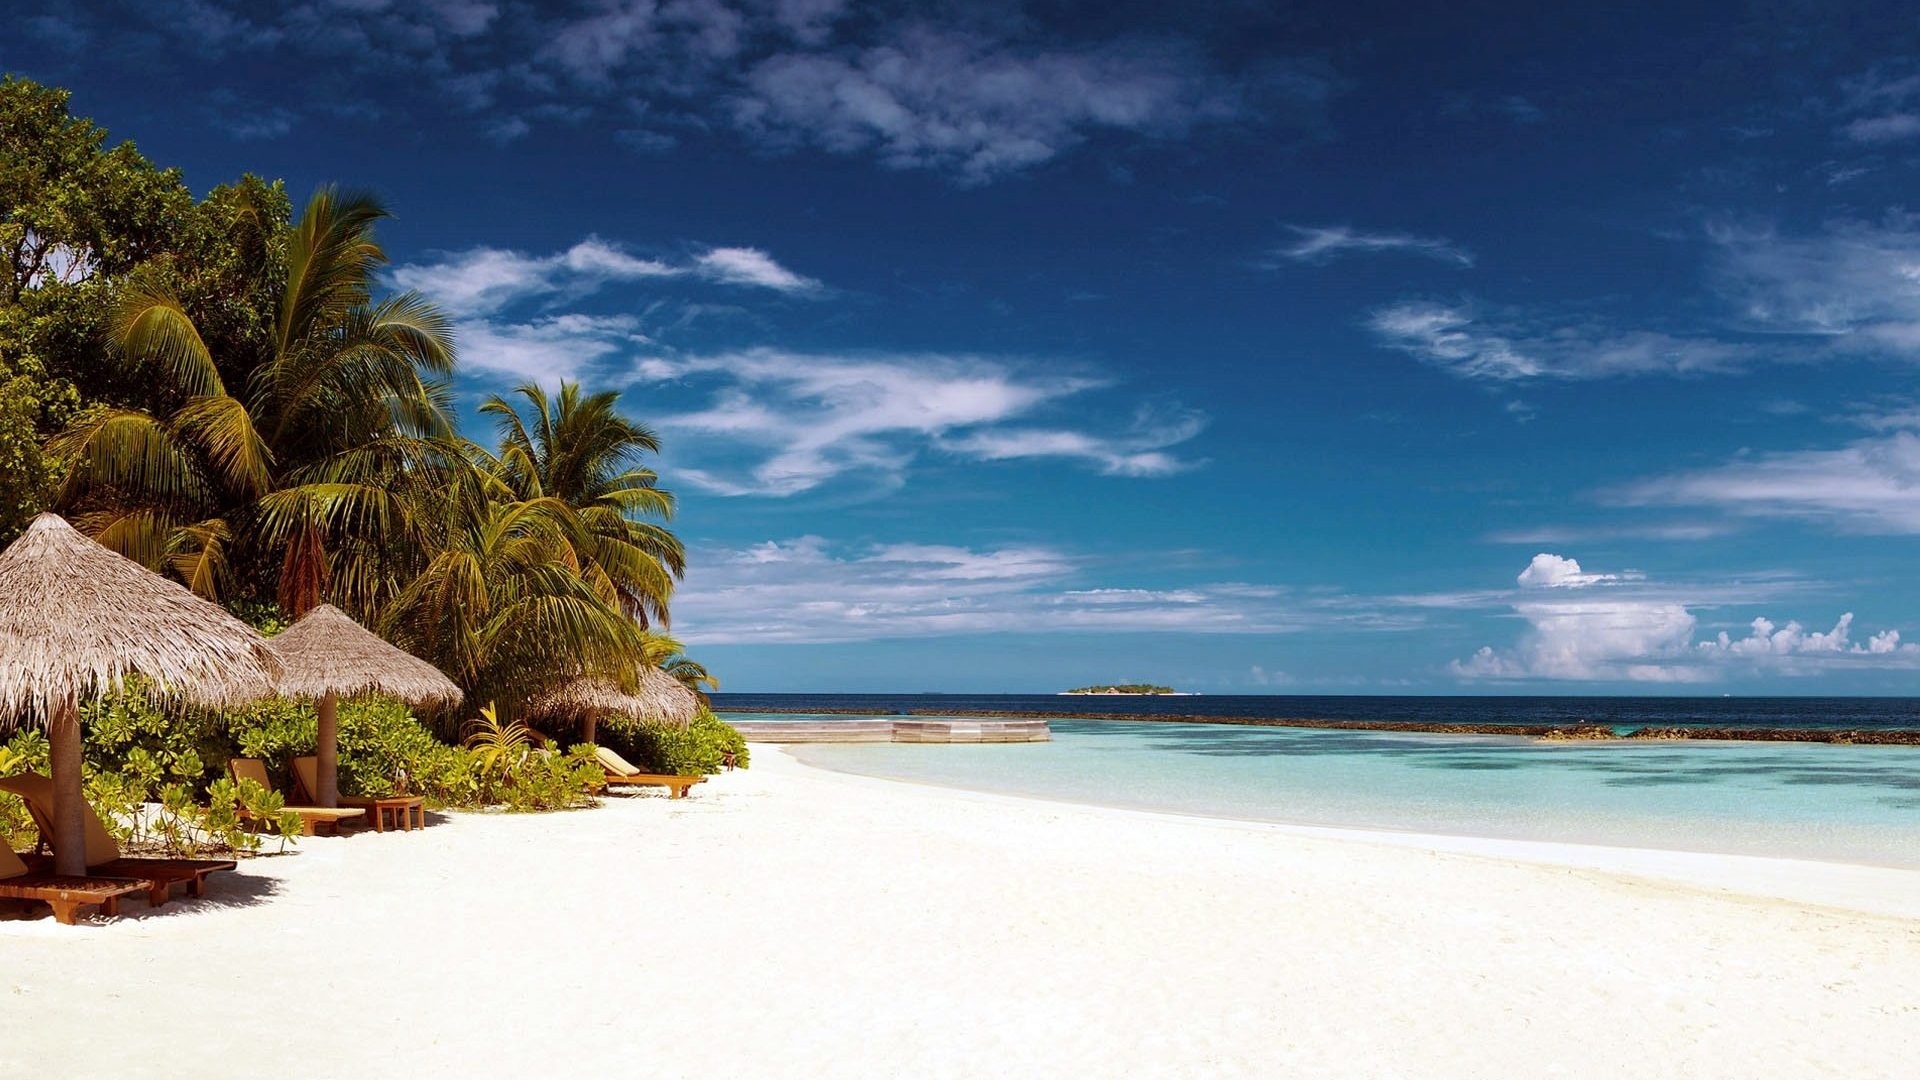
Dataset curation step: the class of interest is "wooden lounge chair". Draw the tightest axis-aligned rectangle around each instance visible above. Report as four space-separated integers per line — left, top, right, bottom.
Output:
290 756 424 833
227 758 364 836
593 746 706 799
0 844 147 925
0 773 236 906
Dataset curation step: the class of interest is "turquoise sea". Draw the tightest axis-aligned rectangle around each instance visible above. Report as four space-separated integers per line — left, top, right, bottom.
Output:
717 707 1920 869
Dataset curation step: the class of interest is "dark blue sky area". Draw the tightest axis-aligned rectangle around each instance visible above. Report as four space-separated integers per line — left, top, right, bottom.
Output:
12 1 1920 691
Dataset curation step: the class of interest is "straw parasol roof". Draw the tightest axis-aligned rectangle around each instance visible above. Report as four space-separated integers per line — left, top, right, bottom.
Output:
269 603 462 706
0 513 280 725
531 666 699 730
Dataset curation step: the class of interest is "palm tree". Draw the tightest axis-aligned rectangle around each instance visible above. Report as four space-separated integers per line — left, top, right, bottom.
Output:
661 652 719 705
50 186 460 617
382 481 649 718
479 382 684 626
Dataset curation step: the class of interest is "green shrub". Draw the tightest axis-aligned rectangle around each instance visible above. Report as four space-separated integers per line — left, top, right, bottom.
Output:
0 694 304 857
463 706 600 812
1 689 606 853
0 734 45 850
488 744 603 812
338 699 477 805
228 695 478 808
602 708 748 775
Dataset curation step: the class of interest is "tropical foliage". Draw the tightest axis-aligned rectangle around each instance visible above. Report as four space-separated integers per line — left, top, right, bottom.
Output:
51 183 460 615
0 76 723 728
603 708 748 776
480 382 684 626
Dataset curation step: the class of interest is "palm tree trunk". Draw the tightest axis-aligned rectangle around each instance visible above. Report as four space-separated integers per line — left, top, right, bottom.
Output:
50 692 87 877
316 691 339 808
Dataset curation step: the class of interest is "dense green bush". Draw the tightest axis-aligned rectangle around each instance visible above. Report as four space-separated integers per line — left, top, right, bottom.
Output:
602 708 748 775
1 688 604 856
1 695 305 856
227 696 478 806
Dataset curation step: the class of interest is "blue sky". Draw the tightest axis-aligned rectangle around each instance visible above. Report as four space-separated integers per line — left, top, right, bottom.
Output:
14 1 1920 693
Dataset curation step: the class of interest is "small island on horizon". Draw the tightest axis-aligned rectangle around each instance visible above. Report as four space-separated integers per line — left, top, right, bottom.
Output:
1060 684 1195 696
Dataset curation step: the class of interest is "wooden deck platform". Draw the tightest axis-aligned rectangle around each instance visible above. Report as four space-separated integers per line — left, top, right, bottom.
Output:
730 719 1050 743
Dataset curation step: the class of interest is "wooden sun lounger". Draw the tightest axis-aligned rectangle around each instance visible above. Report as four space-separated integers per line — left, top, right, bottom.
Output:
19 852 234 907
590 745 708 799
0 872 150 925
601 772 706 799
0 773 236 905
1 845 150 925
228 759 364 835
290 757 425 833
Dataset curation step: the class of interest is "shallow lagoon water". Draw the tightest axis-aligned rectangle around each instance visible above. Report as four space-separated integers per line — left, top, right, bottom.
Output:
733 715 1920 869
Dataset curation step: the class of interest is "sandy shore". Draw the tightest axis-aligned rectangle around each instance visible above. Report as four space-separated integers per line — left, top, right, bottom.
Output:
6 746 1920 1078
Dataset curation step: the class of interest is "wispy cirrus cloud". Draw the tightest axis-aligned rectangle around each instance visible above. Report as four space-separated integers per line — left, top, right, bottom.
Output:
1269 225 1473 267
35 1 1321 183
1451 554 1916 682
1485 522 1735 544
1368 212 1920 388
1835 66 1920 144
453 314 649 384
391 238 812 319
633 349 1207 495
1706 215 1920 353
387 238 815 385
692 247 820 292
1368 301 1747 381
675 536 1363 644
937 406 1208 478
1618 430 1920 534
729 28 1301 183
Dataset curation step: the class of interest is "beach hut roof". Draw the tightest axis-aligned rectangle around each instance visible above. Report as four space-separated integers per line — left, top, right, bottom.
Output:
0 513 280 726
270 603 463 706
531 666 699 729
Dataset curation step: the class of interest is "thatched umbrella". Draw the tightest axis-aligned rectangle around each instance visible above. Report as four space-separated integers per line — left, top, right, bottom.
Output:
0 514 280 875
530 666 699 744
269 603 462 807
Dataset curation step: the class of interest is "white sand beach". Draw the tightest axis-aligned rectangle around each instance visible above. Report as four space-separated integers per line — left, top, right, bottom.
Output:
7 746 1920 1079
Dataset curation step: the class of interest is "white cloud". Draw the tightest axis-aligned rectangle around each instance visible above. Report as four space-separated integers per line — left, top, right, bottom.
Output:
1485 522 1732 544
1697 613 1906 660
1707 216 1920 352
937 407 1207 478
391 239 680 317
1619 431 1920 533
635 349 1205 495
122 3 1310 183
1844 113 1920 142
390 238 806 318
1515 553 1634 589
674 537 1313 644
1453 554 1919 682
389 239 818 385
1369 302 1746 381
454 313 648 383
728 27 1273 183
693 246 819 292
1270 225 1473 267
1837 67 1920 144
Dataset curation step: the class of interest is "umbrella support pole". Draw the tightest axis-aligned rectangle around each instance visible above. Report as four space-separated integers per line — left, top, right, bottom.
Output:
49 692 87 877
582 713 596 746
316 691 339 808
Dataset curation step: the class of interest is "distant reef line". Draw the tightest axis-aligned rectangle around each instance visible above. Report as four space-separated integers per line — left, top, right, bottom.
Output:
719 707 1920 745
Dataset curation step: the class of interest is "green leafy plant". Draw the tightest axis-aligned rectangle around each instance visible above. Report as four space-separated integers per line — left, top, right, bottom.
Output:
464 703 533 777
459 704 599 811
602 708 748 775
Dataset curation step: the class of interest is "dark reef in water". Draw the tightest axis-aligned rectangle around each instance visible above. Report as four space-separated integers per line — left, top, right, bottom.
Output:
724 707 1920 745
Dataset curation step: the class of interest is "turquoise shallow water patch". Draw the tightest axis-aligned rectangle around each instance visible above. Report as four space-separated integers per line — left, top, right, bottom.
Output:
759 717 1920 868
